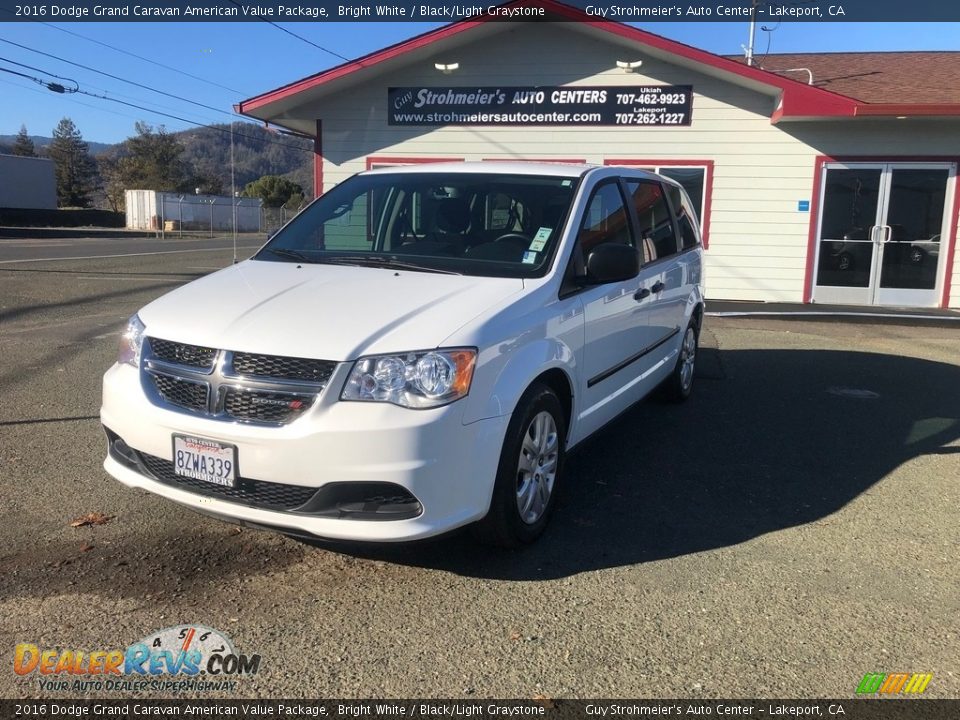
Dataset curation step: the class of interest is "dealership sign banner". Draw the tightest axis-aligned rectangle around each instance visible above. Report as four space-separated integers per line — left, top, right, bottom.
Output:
388 86 694 127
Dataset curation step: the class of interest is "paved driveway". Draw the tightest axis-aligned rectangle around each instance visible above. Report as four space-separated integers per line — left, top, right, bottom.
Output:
1 244 957 699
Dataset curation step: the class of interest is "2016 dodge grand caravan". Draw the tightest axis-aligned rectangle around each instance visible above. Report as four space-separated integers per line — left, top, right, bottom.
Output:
101 162 704 547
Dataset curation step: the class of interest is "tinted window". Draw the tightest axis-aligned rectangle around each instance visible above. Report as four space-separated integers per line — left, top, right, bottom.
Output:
577 182 633 257
625 180 677 261
664 183 702 250
659 167 705 224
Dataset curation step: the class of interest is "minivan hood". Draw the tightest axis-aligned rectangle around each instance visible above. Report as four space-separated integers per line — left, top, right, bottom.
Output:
138 260 524 361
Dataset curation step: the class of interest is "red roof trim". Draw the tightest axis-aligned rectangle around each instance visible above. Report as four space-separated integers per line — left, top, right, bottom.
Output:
239 17 489 114
854 104 960 117
365 156 464 169
482 158 586 164
237 0 887 123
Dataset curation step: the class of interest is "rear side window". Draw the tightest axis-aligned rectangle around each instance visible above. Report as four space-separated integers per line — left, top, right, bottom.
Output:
665 183 702 250
625 180 677 262
577 181 634 253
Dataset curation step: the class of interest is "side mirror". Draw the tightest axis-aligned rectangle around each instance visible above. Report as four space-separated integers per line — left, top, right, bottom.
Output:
585 243 640 284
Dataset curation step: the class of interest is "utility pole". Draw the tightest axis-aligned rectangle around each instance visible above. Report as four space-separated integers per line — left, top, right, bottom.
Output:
746 0 760 66
231 120 237 264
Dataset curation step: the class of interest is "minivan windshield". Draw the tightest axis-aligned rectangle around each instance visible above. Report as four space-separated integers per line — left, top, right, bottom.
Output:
254 172 580 278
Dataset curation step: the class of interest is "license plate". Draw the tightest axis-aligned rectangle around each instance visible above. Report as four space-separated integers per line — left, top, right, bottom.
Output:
172 435 237 487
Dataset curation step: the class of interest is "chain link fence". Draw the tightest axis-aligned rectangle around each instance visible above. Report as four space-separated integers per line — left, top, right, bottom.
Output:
124 191 311 239
261 201 310 237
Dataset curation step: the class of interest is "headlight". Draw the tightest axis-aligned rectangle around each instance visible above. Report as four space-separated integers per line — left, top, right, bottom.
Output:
341 348 476 409
118 314 146 367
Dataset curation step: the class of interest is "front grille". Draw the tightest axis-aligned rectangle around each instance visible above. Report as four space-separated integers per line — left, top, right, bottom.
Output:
232 352 336 383
223 388 311 424
137 452 317 511
151 373 208 412
148 338 217 369
142 340 337 427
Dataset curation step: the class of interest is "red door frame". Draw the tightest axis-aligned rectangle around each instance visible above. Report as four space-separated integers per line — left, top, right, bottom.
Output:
804 155 960 308
366 156 464 169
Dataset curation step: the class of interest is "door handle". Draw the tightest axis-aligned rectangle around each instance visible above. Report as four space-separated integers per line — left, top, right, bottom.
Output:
634 287 651 301
651 281 666 293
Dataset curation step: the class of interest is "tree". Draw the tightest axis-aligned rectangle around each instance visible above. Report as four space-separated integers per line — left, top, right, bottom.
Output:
97 153 127 213
241 175 304 208
12 124 36 157
120 121 192 192
48 117 97 207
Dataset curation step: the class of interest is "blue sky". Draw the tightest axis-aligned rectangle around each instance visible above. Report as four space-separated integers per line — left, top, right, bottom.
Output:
0 20 957 144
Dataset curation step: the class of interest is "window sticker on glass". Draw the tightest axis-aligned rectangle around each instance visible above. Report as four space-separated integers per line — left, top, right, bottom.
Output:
529 227 552 252
522 250 538 264
561 180 572 187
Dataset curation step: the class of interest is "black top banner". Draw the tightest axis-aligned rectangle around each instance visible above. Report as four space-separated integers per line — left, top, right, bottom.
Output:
4 699 960 720
388 85 693 127
0 1 959 22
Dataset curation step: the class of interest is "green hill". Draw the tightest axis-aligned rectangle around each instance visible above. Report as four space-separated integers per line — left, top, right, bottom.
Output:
2 122 314 199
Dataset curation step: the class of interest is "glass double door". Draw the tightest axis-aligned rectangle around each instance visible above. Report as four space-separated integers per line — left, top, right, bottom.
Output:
813 162 955 307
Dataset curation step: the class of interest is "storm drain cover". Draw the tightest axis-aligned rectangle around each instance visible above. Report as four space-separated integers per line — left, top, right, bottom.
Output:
827 386 880 400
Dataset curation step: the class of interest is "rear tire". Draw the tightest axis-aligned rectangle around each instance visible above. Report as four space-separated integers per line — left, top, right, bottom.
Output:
659 320 699 403
472 383 566 548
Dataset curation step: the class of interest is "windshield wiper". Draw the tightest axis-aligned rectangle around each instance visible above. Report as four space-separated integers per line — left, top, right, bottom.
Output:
319 255 462 275
264 247 318 263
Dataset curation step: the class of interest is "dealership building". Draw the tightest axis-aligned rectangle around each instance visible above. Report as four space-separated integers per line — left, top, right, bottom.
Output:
237 2 960 309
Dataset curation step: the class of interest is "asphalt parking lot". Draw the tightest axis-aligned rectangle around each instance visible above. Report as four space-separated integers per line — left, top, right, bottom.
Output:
1 237 958 700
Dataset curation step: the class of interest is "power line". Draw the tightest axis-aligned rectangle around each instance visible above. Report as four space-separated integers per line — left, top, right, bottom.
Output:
71 87 314 153
0 65 313 154
224 0 351 62
38 22 252 96
0 36 242 120
0 54 229 126
0 55 79 89
0 75 153 127
0 63 75 94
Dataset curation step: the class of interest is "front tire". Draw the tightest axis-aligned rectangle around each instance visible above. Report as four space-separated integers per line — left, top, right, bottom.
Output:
473 383 566 548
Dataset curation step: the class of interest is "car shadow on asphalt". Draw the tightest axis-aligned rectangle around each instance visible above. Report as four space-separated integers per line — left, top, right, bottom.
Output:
303 345 960 580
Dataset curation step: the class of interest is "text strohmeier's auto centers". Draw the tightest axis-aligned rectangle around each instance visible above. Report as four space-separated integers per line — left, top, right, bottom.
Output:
388 85 694 127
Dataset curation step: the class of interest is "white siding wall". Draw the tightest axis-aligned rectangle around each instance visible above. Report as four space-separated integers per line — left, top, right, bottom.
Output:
300 23 960 307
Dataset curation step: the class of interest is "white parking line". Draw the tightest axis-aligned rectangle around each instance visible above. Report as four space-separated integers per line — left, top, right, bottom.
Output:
0 246 261 264
706 310 960 322
2 312 125 334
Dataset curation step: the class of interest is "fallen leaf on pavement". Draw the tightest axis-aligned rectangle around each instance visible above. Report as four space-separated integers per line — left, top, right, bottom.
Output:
80 543 95 552
70 512 113 528
509 630 522 642
532 695 555 709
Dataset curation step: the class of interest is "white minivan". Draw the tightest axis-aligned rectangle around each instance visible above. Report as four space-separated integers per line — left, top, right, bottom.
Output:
102 162 704 547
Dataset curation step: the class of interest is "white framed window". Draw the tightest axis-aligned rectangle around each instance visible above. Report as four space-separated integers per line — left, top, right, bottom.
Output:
604 159 714 248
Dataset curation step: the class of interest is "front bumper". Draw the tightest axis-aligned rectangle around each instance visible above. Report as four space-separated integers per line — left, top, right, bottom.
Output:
101 363 508 542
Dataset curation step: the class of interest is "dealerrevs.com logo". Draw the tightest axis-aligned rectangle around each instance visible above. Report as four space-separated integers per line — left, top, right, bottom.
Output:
14 625 261 693
856 672 933 695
